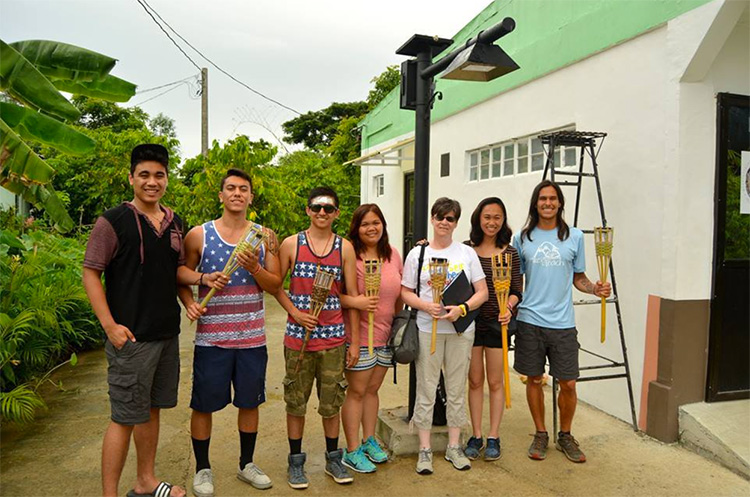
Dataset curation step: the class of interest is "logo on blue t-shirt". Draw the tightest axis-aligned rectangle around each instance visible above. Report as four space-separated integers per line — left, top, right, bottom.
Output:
532 241 563 267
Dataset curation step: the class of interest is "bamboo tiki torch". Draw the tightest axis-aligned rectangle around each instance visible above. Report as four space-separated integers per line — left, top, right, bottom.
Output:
492 253 512 409
428 258 449 355
296 267 336 373
193 223 267 321
363 259 382 356
594 227 614 343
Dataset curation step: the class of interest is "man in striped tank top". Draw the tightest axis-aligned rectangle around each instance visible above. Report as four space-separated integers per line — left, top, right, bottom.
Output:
274 187 360 489
179 169 281 497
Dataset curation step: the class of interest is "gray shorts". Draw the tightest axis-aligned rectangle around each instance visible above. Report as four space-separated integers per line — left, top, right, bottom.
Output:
513 321 579 380
105 336 180 425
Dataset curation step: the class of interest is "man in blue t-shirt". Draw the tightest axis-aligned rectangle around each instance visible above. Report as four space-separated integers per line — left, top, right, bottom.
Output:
512 180 611 464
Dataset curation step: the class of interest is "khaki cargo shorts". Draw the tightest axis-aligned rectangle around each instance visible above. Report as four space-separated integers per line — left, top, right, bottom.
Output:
283 345 347 418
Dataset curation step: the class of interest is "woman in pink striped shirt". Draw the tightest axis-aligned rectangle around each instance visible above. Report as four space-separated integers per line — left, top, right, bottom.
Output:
340 204 403 473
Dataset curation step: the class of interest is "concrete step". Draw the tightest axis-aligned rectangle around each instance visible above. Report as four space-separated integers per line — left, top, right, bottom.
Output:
678 399 750 479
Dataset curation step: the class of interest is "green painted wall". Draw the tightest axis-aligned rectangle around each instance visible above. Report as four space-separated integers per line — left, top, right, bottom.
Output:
360 0 714 150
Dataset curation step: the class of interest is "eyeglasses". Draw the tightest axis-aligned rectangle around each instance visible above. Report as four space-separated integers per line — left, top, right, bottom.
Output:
309 203 337 214
434 215 457 223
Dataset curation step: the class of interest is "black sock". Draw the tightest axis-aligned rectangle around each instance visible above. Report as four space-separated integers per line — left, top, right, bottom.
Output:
559 431 570 436
325 436 339 453
192 437 211 472
239 431 257 469
289 437 303 455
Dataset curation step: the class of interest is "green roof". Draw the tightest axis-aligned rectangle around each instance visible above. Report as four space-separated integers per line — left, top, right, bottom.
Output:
361 0 713 150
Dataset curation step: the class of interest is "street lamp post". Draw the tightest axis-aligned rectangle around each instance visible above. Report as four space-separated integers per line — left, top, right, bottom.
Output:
397 17 519 420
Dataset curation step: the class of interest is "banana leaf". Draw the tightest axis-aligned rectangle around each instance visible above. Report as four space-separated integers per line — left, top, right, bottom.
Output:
52 74 135 103
9 40 116 82
0 118 55 184
0 102 94 155
0 40 80 122
1 180 74 232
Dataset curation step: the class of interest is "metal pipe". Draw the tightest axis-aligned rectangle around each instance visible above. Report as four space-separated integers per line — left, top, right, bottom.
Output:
421 17 516 79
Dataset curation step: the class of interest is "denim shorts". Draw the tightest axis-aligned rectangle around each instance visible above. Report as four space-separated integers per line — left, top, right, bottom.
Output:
105 336 180 425
190 345 267 413
513 321 579 380
345 345 394 371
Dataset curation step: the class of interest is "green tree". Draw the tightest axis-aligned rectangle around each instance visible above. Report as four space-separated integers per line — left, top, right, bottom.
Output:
367 64 400 109
0 40 136 231
281 101 368 151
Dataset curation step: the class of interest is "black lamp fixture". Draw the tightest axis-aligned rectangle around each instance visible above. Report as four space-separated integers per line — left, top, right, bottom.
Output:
440 42 519 82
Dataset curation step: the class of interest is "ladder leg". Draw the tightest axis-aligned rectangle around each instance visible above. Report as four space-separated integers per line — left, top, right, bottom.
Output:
573 144 585 226
552 376 558 443
610 260 639 431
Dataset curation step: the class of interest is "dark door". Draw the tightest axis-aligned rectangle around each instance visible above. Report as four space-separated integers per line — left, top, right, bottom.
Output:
403 172 415 256
707 93 750 402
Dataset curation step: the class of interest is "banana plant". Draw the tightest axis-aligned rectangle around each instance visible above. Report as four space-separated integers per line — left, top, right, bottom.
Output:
0 39 136 231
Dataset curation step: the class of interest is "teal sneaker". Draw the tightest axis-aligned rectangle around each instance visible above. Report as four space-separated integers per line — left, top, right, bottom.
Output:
342 446 376 473
362 436 388 464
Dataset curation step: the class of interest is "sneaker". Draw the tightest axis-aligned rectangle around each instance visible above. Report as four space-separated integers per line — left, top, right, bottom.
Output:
287 453 309 490
192 468 214 497
237 462 273 490
325 449 354 484
415 448 433 475
343 446 376 473
444 445 471 470
528 431 549 460
464 436 484 460
362 436 388 463
484 438 502 461
556 432 587 463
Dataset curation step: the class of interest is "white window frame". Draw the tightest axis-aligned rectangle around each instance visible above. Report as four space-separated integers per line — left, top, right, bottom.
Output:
373 174 385 197
466 126 577 183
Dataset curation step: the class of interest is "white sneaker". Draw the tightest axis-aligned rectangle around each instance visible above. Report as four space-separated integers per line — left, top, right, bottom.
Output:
445 445 471 470
238 462 273 490
416 448 433 475
193 468 214 497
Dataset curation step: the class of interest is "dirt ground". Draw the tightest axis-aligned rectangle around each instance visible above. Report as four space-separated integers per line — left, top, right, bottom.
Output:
1 299 748 497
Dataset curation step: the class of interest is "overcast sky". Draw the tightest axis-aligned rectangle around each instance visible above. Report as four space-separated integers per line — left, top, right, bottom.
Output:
2 0 491 161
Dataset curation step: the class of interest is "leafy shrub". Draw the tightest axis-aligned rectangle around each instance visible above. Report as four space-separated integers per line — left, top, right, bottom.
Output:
0 221 101 423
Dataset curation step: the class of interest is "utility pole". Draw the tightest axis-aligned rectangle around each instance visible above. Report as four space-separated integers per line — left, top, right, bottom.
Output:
201 67 208 157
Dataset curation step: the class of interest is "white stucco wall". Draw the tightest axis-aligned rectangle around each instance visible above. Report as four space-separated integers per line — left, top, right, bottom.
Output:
359 0 749 422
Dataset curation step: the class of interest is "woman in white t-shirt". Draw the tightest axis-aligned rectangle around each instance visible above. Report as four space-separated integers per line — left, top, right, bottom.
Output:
401 197 488 475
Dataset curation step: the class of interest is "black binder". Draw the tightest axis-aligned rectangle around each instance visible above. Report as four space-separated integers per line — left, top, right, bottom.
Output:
441 270 480 333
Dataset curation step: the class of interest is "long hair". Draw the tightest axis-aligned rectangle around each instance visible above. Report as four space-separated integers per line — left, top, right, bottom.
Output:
469 197 512 248
520 180 570 242
348 204 393 262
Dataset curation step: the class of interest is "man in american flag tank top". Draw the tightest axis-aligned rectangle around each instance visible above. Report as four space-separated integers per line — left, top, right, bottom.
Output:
274 187 360 489
179 169 282 496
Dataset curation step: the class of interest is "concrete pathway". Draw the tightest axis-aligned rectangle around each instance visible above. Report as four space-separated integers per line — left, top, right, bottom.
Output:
1 299 748 497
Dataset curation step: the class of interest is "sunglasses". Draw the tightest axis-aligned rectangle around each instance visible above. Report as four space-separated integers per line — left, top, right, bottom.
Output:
434 215 457 223
309 203 337 214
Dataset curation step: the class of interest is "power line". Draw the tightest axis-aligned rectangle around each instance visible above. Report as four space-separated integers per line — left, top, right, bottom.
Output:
137 0 301 115
131 80 199 106
137 74 199 94
134 0 201 71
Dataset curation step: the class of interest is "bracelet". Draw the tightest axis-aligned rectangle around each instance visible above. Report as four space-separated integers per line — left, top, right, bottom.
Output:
251 264 262 275
198 273 204 286
459 303 468 317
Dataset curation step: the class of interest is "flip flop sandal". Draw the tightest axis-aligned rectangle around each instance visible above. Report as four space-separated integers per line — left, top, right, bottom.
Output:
127 481 176 497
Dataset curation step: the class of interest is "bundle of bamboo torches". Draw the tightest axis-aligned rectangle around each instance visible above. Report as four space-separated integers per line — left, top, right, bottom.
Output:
491 252 512 409
195 222 267 317
594 227 614 343
295 266 336 372
428 258 449 355
363 259 382 356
